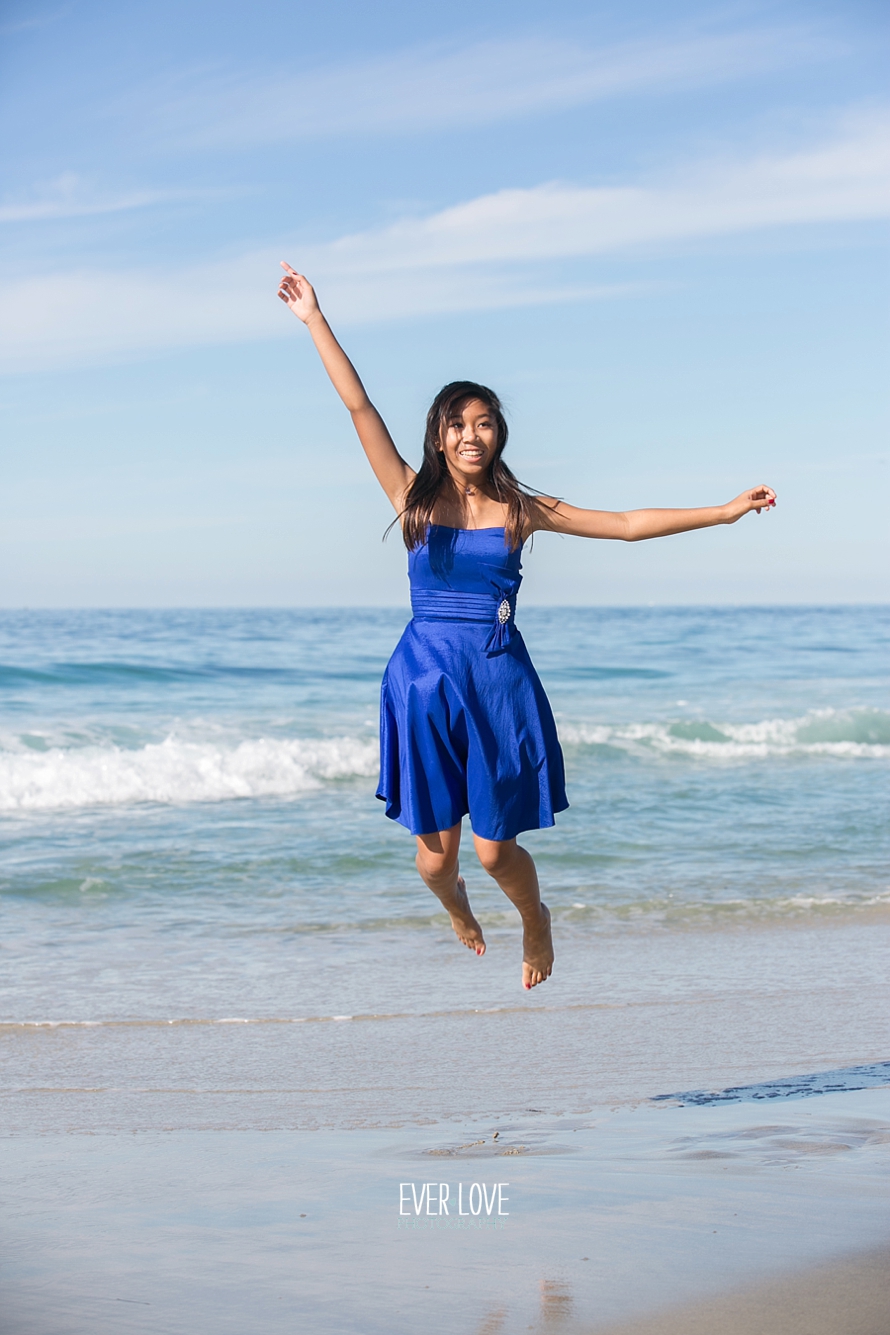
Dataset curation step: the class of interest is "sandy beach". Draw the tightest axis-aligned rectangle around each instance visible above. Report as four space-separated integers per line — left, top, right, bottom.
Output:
594 1249 890 1335
2 1086 888 1333
3 916 889 1333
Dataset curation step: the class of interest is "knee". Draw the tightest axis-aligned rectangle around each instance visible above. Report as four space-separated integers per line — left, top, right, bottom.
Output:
475 839 515 879
416 845 458 883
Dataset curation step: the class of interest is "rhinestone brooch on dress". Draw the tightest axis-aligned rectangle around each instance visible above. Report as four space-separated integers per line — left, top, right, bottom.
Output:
497 598 511 625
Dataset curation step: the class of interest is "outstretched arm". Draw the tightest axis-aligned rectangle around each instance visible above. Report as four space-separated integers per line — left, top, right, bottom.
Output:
277 263 414 511
533 486 777 540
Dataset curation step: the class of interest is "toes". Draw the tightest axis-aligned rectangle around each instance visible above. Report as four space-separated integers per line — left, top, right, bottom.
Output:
521 962 549 989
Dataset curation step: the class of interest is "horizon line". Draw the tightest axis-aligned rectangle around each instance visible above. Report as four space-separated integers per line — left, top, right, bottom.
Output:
2 602 887 614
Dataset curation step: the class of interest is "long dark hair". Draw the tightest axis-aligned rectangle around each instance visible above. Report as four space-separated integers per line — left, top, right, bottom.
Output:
398 381 546 551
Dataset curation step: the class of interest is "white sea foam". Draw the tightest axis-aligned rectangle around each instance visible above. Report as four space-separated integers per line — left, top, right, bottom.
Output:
0 734 378 812
559 708 890 760
0 708 886 813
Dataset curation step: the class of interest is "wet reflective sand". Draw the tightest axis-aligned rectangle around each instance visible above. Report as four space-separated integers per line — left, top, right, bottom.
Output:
2 1087 888 1333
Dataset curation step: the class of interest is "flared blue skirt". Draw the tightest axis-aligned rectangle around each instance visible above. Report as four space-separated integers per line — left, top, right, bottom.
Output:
377 618 568 842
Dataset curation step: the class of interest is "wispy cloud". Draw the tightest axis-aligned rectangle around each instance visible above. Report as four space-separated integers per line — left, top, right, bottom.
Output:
1 108 886 373
0 255 644 374
306 106 890 276
0 172 210 223
155 23 842 149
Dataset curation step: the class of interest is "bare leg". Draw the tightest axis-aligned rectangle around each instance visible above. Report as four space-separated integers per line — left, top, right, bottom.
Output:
473 834 552 989
416 823 486 956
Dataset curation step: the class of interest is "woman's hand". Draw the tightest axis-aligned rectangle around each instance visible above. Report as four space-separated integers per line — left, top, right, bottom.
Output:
725 485 777 522
277 262 320 324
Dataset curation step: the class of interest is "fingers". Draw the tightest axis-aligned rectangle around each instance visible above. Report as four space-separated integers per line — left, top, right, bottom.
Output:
276 267 318 324
278 262 301 301
750 484 776 515
277 271 303 308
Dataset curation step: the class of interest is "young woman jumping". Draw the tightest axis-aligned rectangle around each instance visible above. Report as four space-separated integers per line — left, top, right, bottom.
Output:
277 262 776 990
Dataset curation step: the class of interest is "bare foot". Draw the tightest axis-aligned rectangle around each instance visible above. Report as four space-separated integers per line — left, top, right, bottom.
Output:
448 876 486 956
522 902 553 989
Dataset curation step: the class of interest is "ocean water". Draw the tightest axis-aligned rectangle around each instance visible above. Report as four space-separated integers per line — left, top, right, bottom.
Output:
1 606 889 1131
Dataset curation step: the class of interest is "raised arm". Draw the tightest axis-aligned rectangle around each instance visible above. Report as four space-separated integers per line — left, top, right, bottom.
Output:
533 487 777 540
277 263 414 511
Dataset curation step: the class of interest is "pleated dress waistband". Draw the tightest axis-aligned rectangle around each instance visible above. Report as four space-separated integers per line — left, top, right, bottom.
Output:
410 589 513 623
410 588 517 656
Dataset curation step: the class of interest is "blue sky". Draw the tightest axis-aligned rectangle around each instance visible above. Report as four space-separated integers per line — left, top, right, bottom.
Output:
1 0 887 606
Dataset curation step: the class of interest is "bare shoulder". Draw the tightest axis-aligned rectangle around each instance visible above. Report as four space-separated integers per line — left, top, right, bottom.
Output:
525 495 566 535
392 468 417 512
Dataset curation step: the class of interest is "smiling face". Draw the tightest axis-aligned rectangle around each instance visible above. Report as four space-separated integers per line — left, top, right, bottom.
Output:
439 398 500 488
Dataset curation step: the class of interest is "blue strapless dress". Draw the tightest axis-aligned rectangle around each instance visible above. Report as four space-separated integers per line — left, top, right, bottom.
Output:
377 525 568 841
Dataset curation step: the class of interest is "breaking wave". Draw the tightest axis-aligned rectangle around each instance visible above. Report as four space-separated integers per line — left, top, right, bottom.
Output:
0 707 886 813
559 707 890 760
0 735 378 812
